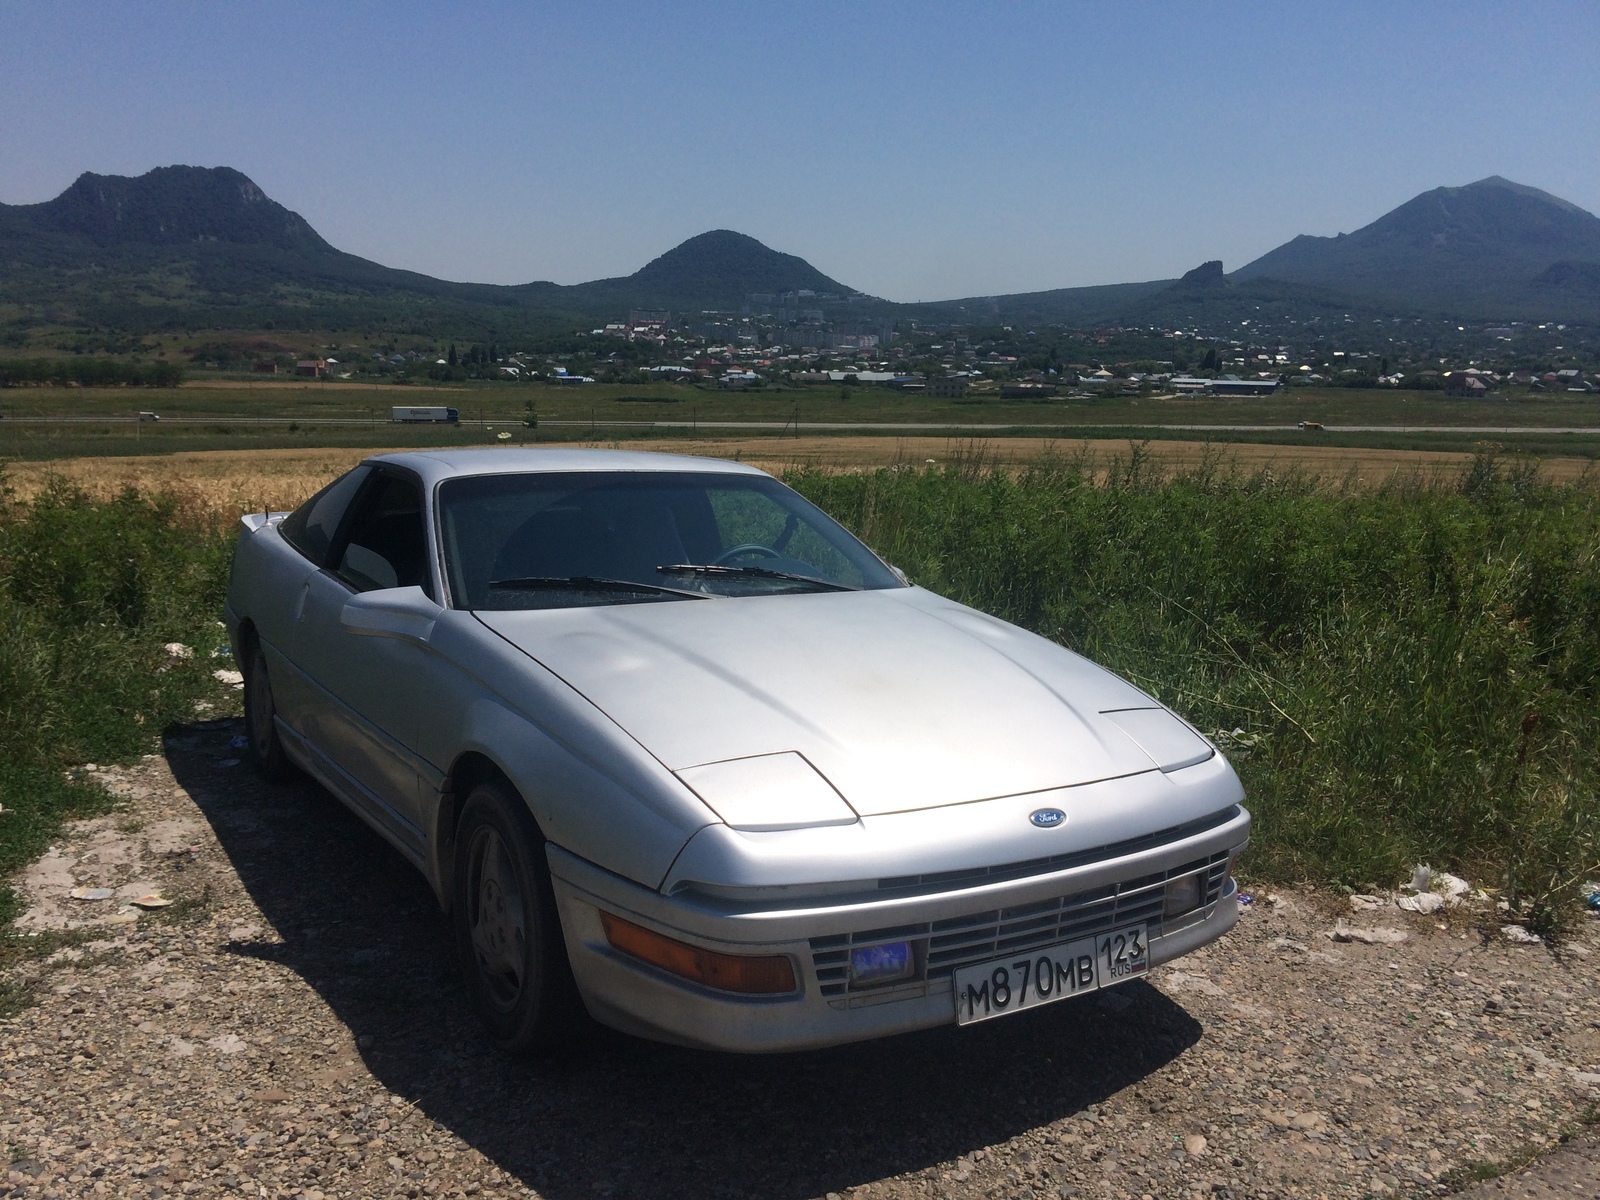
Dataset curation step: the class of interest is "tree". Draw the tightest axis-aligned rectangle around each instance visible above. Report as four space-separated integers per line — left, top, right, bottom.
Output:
448 343 458 367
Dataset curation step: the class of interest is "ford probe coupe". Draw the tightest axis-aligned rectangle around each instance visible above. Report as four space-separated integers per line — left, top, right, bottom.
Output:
225 449 1250 1053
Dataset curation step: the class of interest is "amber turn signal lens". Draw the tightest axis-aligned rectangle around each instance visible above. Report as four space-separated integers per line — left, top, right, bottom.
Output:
600 912 797 995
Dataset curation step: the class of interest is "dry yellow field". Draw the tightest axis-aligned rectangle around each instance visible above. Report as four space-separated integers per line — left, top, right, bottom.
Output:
2 436 1593 515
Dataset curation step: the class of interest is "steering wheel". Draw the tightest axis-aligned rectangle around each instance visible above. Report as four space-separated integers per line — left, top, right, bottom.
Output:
714 543 780 565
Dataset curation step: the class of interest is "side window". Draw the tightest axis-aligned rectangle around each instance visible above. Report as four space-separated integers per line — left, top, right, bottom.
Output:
279 466 371 566
333 473 429 595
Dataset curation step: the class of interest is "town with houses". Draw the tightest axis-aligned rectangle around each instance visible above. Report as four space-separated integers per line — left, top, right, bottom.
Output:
244 292 1597 402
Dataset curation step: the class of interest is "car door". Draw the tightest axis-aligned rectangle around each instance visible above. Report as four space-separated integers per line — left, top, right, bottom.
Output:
289 468 435 845
269 465 372 734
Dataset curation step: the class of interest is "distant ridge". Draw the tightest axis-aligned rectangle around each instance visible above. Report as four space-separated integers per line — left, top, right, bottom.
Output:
0 166 861 336
16 165 334 252
1 164 1598 336
626 229 851 301
1231 176 1600 314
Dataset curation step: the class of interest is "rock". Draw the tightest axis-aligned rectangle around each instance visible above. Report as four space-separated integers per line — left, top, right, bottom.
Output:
208 1033 247 1054
1183 1134 1207 1156
1349 895 1386 912
252 1087 292 1102
1502 924 1544 944
1263 1110 1292 1128
1289 1112 1327 1132
1396 892 1444 914
1329 921 1409 944
1163 970 1228 998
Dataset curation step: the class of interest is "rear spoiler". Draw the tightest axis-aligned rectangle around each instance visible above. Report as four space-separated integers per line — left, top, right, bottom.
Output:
240 512 291 533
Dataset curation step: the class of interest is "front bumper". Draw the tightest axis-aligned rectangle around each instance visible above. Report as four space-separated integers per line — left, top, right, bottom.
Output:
549 804 1249 1053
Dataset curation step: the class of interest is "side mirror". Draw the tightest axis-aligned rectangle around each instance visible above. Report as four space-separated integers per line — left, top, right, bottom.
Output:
340 586 442 643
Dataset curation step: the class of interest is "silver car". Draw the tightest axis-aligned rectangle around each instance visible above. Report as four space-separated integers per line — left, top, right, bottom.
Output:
225 448 1249 1053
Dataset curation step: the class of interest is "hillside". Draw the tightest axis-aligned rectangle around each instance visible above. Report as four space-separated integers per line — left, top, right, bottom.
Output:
5 165 334 251
0 166 856 341
568 230 853 309
1232 176 1600 318
4 165 1599 343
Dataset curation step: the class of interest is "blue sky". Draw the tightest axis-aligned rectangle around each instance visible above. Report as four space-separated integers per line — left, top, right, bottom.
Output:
3 2 1597 301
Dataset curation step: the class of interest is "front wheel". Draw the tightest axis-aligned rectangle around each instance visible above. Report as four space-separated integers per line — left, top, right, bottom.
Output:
451 780 582 1054
242 641 290 781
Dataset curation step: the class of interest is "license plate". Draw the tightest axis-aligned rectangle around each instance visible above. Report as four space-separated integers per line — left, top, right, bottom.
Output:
953 924 1148 1025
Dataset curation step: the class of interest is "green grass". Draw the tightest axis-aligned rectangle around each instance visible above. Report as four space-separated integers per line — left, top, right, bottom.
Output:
4 384 1600 463
1 448 1597 959
3 379 1600 430
792 446 1600 936
0 472 237 972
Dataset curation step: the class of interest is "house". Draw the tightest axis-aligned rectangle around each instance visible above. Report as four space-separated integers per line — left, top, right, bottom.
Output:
252 361 277 374
1001 382 1056 398
295 359 326 377
1444 372 1489 397
1210 377 1280 395
926 377 969 398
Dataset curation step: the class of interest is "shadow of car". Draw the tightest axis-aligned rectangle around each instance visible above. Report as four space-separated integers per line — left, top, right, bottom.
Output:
167 720 1206 1199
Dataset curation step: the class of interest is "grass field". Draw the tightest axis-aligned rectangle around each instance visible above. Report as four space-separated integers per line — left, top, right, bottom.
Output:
0 481 237 948
3 448 1597 944
4 381 1600 464
3 437 1598 517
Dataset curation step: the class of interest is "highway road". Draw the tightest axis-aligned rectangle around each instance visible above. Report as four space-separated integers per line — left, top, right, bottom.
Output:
4 416 1600 434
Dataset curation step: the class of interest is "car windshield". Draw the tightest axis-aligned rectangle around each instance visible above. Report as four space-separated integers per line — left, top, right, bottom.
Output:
438 470 903 609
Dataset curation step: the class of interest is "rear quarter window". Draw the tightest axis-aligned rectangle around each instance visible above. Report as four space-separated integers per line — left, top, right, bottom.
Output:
278 466 371 566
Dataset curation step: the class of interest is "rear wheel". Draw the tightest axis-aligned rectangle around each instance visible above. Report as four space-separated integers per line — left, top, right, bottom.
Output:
452 780 582 1053
242 641 290 781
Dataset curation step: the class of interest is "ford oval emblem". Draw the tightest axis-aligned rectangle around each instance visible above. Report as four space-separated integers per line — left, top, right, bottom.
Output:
1030 808 1066 829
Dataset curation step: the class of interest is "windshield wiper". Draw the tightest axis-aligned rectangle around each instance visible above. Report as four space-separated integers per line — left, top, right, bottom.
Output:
657 564 858 592
488 575 709 599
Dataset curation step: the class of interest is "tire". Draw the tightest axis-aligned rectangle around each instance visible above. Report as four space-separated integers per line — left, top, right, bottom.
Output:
242 640 290 781
451 779 582 1054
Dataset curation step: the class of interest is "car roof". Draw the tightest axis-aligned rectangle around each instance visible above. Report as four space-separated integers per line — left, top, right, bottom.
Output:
363 447 772 486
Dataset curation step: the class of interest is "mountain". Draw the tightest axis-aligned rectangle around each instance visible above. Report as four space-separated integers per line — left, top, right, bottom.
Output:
916 179 1600 328
583 230 851 307
4 165 1599 343
1231 176 1600 317
0 166 857 340
3 165 334 252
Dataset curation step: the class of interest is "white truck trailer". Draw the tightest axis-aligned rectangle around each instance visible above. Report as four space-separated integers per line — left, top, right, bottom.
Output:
391 406 459 424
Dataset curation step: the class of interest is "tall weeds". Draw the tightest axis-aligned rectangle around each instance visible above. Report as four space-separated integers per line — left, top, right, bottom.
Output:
0 472 234 921
794 449 1600 934
2 454 1597 938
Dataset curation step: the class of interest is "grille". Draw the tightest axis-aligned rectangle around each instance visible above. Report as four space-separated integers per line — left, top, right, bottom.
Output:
810 852 1229 1000
875 806 1239 897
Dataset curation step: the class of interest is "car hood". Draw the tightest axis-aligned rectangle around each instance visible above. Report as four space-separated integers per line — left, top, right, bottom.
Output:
476 587 1184 817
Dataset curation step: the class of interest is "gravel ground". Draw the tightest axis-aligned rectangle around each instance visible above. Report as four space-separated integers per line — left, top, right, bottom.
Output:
4 719 1600 1200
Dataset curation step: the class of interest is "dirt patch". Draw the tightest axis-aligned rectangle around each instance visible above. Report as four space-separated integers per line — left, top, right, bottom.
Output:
4 722 1600 1199
4 438 1593 517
